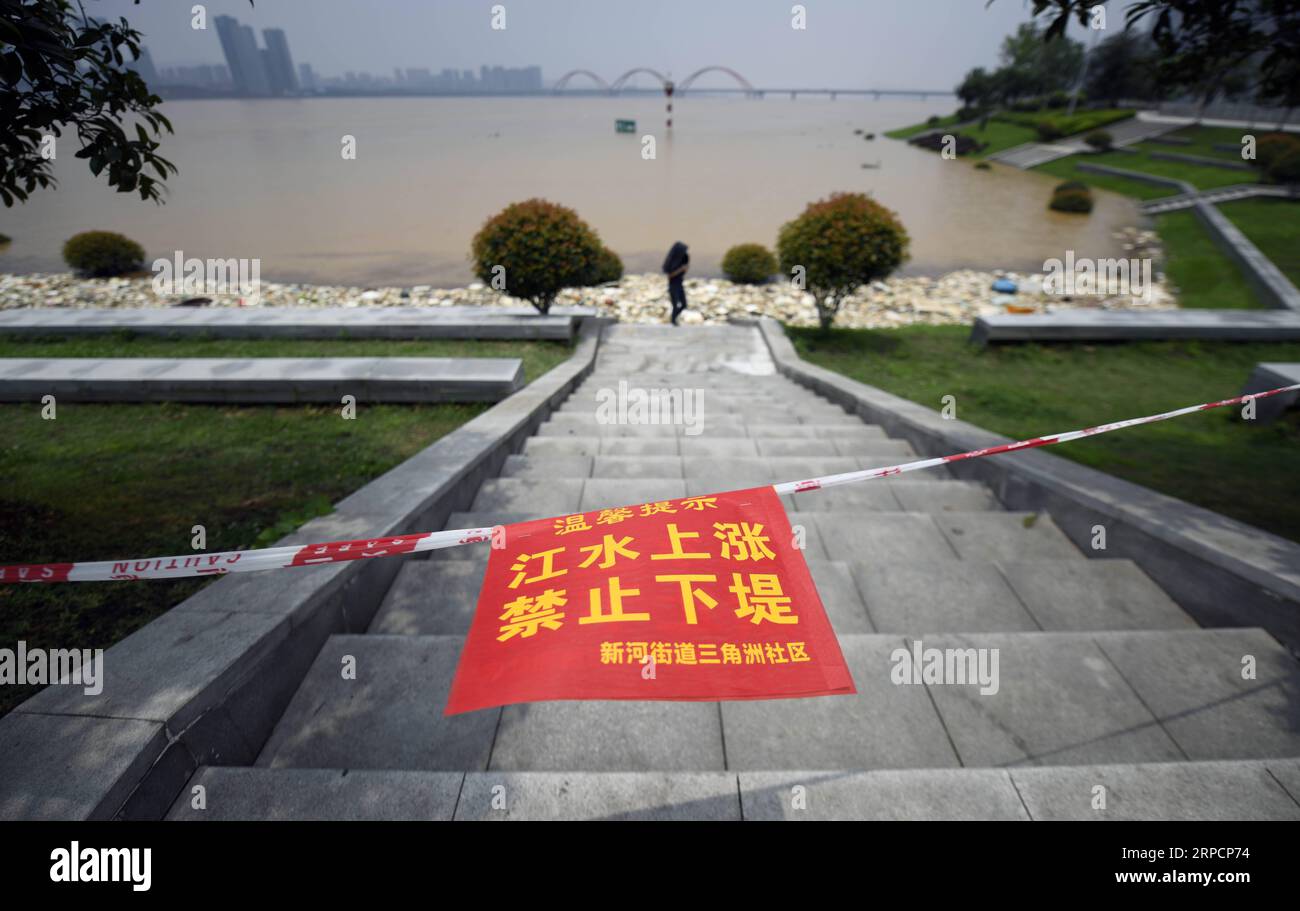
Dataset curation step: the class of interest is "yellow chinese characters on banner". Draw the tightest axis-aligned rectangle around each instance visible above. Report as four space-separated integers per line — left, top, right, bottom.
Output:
445 486 855 714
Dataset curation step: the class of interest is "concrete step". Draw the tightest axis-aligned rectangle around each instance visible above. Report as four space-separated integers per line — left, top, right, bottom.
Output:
792 480 1000 513
368 556 868 637
847 558 1194 633
254 629 1300 773
520 435 919 460
790 511 1084 563
541 413 884 439
168 759 1300 820
381 551 1189 638
501 452 931 482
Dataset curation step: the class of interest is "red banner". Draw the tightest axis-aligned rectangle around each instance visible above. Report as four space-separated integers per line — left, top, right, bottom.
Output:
445 485 855 714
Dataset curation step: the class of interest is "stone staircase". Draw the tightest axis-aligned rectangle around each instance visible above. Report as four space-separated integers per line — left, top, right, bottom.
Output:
169 324 1300 820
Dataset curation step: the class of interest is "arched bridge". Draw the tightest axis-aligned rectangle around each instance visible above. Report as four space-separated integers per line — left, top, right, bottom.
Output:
553 66 757 96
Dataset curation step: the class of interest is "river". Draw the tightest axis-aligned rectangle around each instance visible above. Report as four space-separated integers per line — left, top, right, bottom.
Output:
0 95 1138 287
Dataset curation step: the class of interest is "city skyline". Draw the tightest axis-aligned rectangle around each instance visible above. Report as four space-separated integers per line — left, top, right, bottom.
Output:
145 14 545 96
90 0 1117 92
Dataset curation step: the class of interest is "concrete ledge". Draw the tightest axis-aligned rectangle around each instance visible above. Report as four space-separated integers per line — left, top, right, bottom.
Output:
971 309 1300 345
0 320 604 820
1242 362 1300 423
1076 161 1193 192
753 317 1300 647
0 306 584 341
163 760 1300 820
0 357 524 403
1191 200 1300 311
1148 150 1254 171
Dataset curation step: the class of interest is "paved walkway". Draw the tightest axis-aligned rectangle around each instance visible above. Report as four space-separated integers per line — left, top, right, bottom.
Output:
1140 183 1297 215
168 324 1300 819
990 116 1181 169
0 357 523 403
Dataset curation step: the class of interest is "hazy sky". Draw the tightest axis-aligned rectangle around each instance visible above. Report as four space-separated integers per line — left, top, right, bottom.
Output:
90 0 1122 90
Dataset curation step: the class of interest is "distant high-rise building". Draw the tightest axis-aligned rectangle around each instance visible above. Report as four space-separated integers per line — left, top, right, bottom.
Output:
214 15 271 96
128 46 159 84
262 28 299 94
298 62 317 91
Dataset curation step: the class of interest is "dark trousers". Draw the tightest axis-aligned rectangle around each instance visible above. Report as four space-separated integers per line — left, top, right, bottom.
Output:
668 280 687 324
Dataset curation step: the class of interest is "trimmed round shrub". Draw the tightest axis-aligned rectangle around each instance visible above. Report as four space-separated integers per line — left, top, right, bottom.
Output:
1084 129 1113 151
721 243 777 285
1265 147 1300 185
974 161 992 170
926 115 941 126
777 192 910 330
1050 183 1094 214
586 246 624 285
62 231 145 277
471 199 604 314
1256 133 1300 170
1036 120 1066 141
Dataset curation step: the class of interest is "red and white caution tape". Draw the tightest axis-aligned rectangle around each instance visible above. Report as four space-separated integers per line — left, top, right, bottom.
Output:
3 383 1296 584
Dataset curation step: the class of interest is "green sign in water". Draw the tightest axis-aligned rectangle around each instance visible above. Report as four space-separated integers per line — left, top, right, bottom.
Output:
615 119 636 134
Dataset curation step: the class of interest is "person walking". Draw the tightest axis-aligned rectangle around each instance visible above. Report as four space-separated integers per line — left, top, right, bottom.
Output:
662 241 689 325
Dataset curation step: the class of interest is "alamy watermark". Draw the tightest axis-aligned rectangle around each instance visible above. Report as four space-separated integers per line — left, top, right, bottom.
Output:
891 639 999 695
595 380 705 436
0 641 103 695
152 251 261 304
1042 251 1153 301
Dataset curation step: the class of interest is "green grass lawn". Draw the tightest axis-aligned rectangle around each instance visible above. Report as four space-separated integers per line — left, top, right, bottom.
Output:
791 325 1300 544
1216 198 1300 289
1154 210 1260 309
884 113 962 140
0 336 572 716
1031 127 1292 310
1144 124 1259 162
1040 148 1251 191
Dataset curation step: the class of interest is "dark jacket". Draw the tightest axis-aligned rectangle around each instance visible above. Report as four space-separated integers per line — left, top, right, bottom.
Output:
662 242 689 281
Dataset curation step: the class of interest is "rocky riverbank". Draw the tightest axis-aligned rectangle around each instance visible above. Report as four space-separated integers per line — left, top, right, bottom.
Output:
0 231 1176 327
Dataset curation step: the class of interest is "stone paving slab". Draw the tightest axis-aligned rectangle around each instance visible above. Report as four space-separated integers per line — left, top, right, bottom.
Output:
0 356 524 403
1093 628 1300 760
489 701 726 771
918 632 1186 767
471 478 584 514
578 478 688 511
0 305 579 340
850 561 1040 633
934 512 1083 561
457 772 741 820
368 560 486 636
590 456 684 479
168 767 464 820
501 454 594 478
0 713 166 821
800 513 958 563
999 560 1196 631
720 635 959 770
806 560 873 634
972 309 1300 345
523 436 678 457
256 635 499 771
740 769 1028 820
1009 759 1300 820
